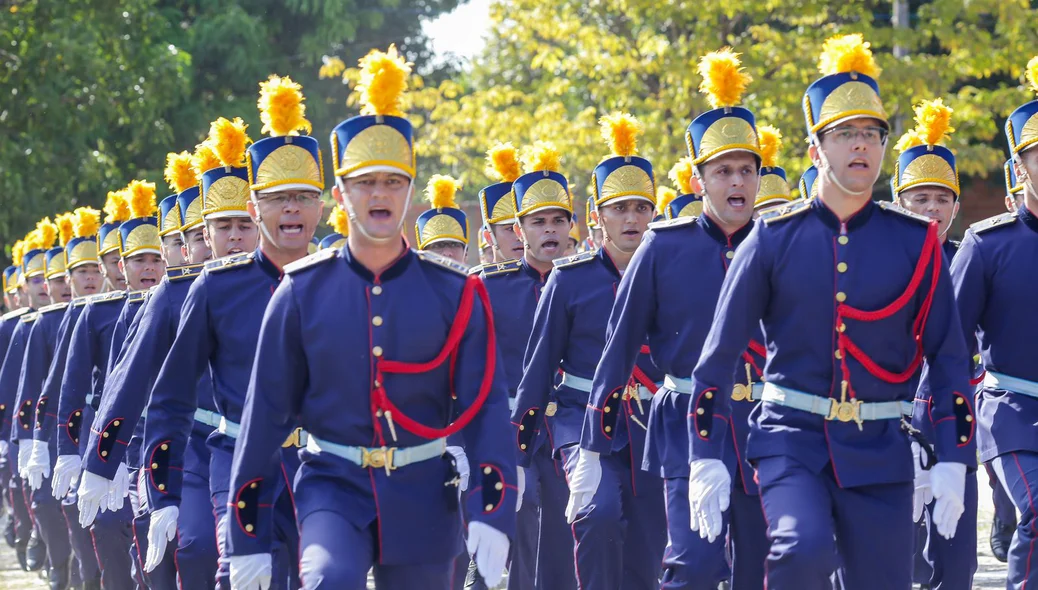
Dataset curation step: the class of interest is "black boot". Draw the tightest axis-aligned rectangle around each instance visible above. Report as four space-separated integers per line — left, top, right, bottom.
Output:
990 514 1015 563
3 514 14 548
15 539 28 570
80 574 102 590
464 559 489 590
25 527 46 571
49 555 71 590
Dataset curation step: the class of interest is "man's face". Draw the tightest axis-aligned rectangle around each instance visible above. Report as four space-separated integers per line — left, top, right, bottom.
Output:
698 152 759 232
590 227 603 249
46 277 71 303
203 217 259 259
248 189 323 254
100 251 126 290
811 118 887 195
1017 148 1038 198
898 186 959 236
25 275 49 308
491 223 524 261
182 227 212 264
69 264 101 297
598 198 653 253
516 210 570 265
425 240 467 264
121 253 165 291
161 234 187 267
14 288 24 308
479 245 493 265
335 172 412 241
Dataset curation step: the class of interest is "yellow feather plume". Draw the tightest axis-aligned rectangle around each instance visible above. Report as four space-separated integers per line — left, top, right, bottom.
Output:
521 141 563 174
104 190 131 224
757 125 783 169
126 180 158 219
208 117 251 168
23 230 42 252
192 142 223 178
73 207 101 238
894 130 924 153
1027 55 1038 95
165 151 199 194
425 175 461 209
486 143 522 183
599 112 641 157
11 240 25 267
668 158 695 195
656 186 677 215
328 206 349 237
357 44 412 117
818 34 881 78
913 98 954 146
697 48 752 108
35 218 57 249
55 213 75 247
257 74 312 137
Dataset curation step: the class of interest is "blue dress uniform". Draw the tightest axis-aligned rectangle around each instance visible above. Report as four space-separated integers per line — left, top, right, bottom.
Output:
0 307 36 563
754 126 794 214
486 141 576 590
958 74 1038 589
687 37 973 590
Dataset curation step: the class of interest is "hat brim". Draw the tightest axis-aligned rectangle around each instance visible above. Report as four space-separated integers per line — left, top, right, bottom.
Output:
754 196 790 210
818 114 889 135
342 165 413 180
203 210 252 220
257 183 323 195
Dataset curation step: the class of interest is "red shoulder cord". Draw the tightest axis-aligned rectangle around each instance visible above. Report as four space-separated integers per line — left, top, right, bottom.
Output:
629 345 660 395
370 275 497 442
741 339 766 379
836 222 942 398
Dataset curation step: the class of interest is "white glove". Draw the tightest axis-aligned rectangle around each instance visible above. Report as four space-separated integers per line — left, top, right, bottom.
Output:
446 446 470 492
108 463 130 512
77 470 112 527
52 454 82 500
17 440 32 478
688 459 731 543
144 506 178 572
0 439 8 457
930 462 966 540
24 440 51 491
911 442 933 523
466 521 510 588
227 553 272 590
516 467 526 512
565 449 602 523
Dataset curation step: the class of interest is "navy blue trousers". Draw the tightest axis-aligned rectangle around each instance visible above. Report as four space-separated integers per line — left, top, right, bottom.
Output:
917 470 978 590
521 443 574 589
91 502 136 590
175 469 218 589
506 492 538 590
61 491 100 583
728 484 768 590
660 476 728 589
986 460 1017 524
26 477 72 572
992 451 1038 590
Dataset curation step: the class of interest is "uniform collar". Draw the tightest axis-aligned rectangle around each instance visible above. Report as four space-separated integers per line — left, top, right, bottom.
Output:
520 256 551 284
253 248 282 282
598 247 622 278
811 197 875 232
342 239 413 284
1018 204 1038 235
697 212 753 248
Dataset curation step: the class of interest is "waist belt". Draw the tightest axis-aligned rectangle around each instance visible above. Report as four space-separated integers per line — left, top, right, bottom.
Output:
508 397 516 412
86 394 100 410
305 435 446 474
762 383 912 423
984 371 1038 398
193 409 221 429
560 372 657 400
663 375 692 394
218 416 310 448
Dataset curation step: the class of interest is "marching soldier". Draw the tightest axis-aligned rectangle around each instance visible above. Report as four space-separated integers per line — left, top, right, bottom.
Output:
585 198 603 251
224 46 515 590
663 158 705 221
479 144 526 263
516 112 666 588
141 74 323 590
415 175 469 264
754 125 794 216
685 35 972 589
319 206 349 251
958 54 1038 590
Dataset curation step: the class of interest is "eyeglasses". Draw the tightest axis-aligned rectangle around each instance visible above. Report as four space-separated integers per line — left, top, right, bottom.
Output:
822 126 888 146
256 193 321 208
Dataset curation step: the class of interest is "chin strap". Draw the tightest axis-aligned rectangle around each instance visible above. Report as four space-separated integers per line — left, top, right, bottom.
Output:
816 141 872 197
338 179 414 244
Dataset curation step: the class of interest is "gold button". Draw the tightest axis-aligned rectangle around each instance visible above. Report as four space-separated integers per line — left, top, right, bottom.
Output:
965 415 974 422
955 397 964 405
113 420 120 426
250 482 258 489
699 430 709 437
495 482 504 491
704 391 713 400
374 380 381 388
19 411 24 417
725 251 734 260
696 408 705 415
101 450 108 457
520 444 527 450
612 392 619 399
161 444 168 451
838 323 846 333
245 524 254 533
157 483 164 490
835 350 842 360
151 463 158 469
603 406 611 413
837 262 847 273
238 501 246 509
372 346 383 357
102 432 109 438
836 292 846 302
485 504 494 511
483 467 492 475
372 316 383 326
604 426 612 433
75 411 81 416
838 236 849 245
528 410 535 416
519 425 525 431
372 285 383 295
959 435 968 443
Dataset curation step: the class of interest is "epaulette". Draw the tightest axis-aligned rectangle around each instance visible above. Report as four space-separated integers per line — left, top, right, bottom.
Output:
72 295 92 308
88 291 127 305
876 200 930 225
481 259 522 278
969 212 1016 235
39 302 69 315
416 250 469 277
166 263 204 282
284 248 337 275
127 290 148 304
20 311 38 323
762 199 811 226
1 307 31 321
467 264 485 276
552 251 596 269
205 252 253 273
648 216 696 231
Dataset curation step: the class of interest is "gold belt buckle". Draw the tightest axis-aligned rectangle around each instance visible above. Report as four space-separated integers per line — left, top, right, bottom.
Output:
282 427 303 448
545 402 557 417
731 383 751 402
361 446 397 474
826 381 864 430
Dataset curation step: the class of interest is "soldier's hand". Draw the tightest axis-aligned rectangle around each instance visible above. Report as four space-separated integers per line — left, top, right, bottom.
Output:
467 521 509 588
446 446 470 492
565 448 602 523
108 462 130 512
227 553 272 590
77 470 112 527
145 506 178 572
930 462 966 539
687 458 731 543
52 454 82 500
24 440 51 491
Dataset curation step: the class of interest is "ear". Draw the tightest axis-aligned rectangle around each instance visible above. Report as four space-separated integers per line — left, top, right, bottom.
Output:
1013 157 1028 181
512 221 524 242
117 259 125 273
332 183 345 206
689 174 704 196
951 200 961 220
246 199 260 223
808 143 822 168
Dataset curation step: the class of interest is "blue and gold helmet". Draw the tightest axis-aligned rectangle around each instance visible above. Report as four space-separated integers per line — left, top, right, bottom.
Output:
665 158 702 219
585 197 599 230
668 195 704 220
247 78 323 195
480 143 522 227
99 189 131 256
1005 56 1038 156
892 99 958 198
799 166 819 200
202 118 254 219
568 215 581 246
513 141 572 219
118 180 161 258
803 34 887 137
755 125 792 210
45 247 66 280
3 266 17 294
686 48 760 167
158 195 181 237
1006 159 1022 197
416 175 467 249
592 113 655 208
23 219 55 279
320 206 349 250
67 207 100 269
331 46 414 181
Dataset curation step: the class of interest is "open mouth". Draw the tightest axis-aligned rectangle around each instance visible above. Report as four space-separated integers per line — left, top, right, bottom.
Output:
848 159 870 170
511 244 525 255
280 223 304 236
727 195 747 209
541 239 559 254
140 277 158 287
227 247 244 255
368 207 392 221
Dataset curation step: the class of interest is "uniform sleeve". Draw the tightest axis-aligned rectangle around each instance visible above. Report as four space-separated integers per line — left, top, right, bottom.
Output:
689 222 770 463
57 307 100 456
141 278 212 510
34 310 75 444
13 321 49 443
226 278 306 557
583 238 657 454
511 271 569 466
0 327 26 441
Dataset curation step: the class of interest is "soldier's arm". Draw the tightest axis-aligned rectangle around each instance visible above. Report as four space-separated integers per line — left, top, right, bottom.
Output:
0 326 28 443
34 309 75 444
13 322 47 443
57 307 99 456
